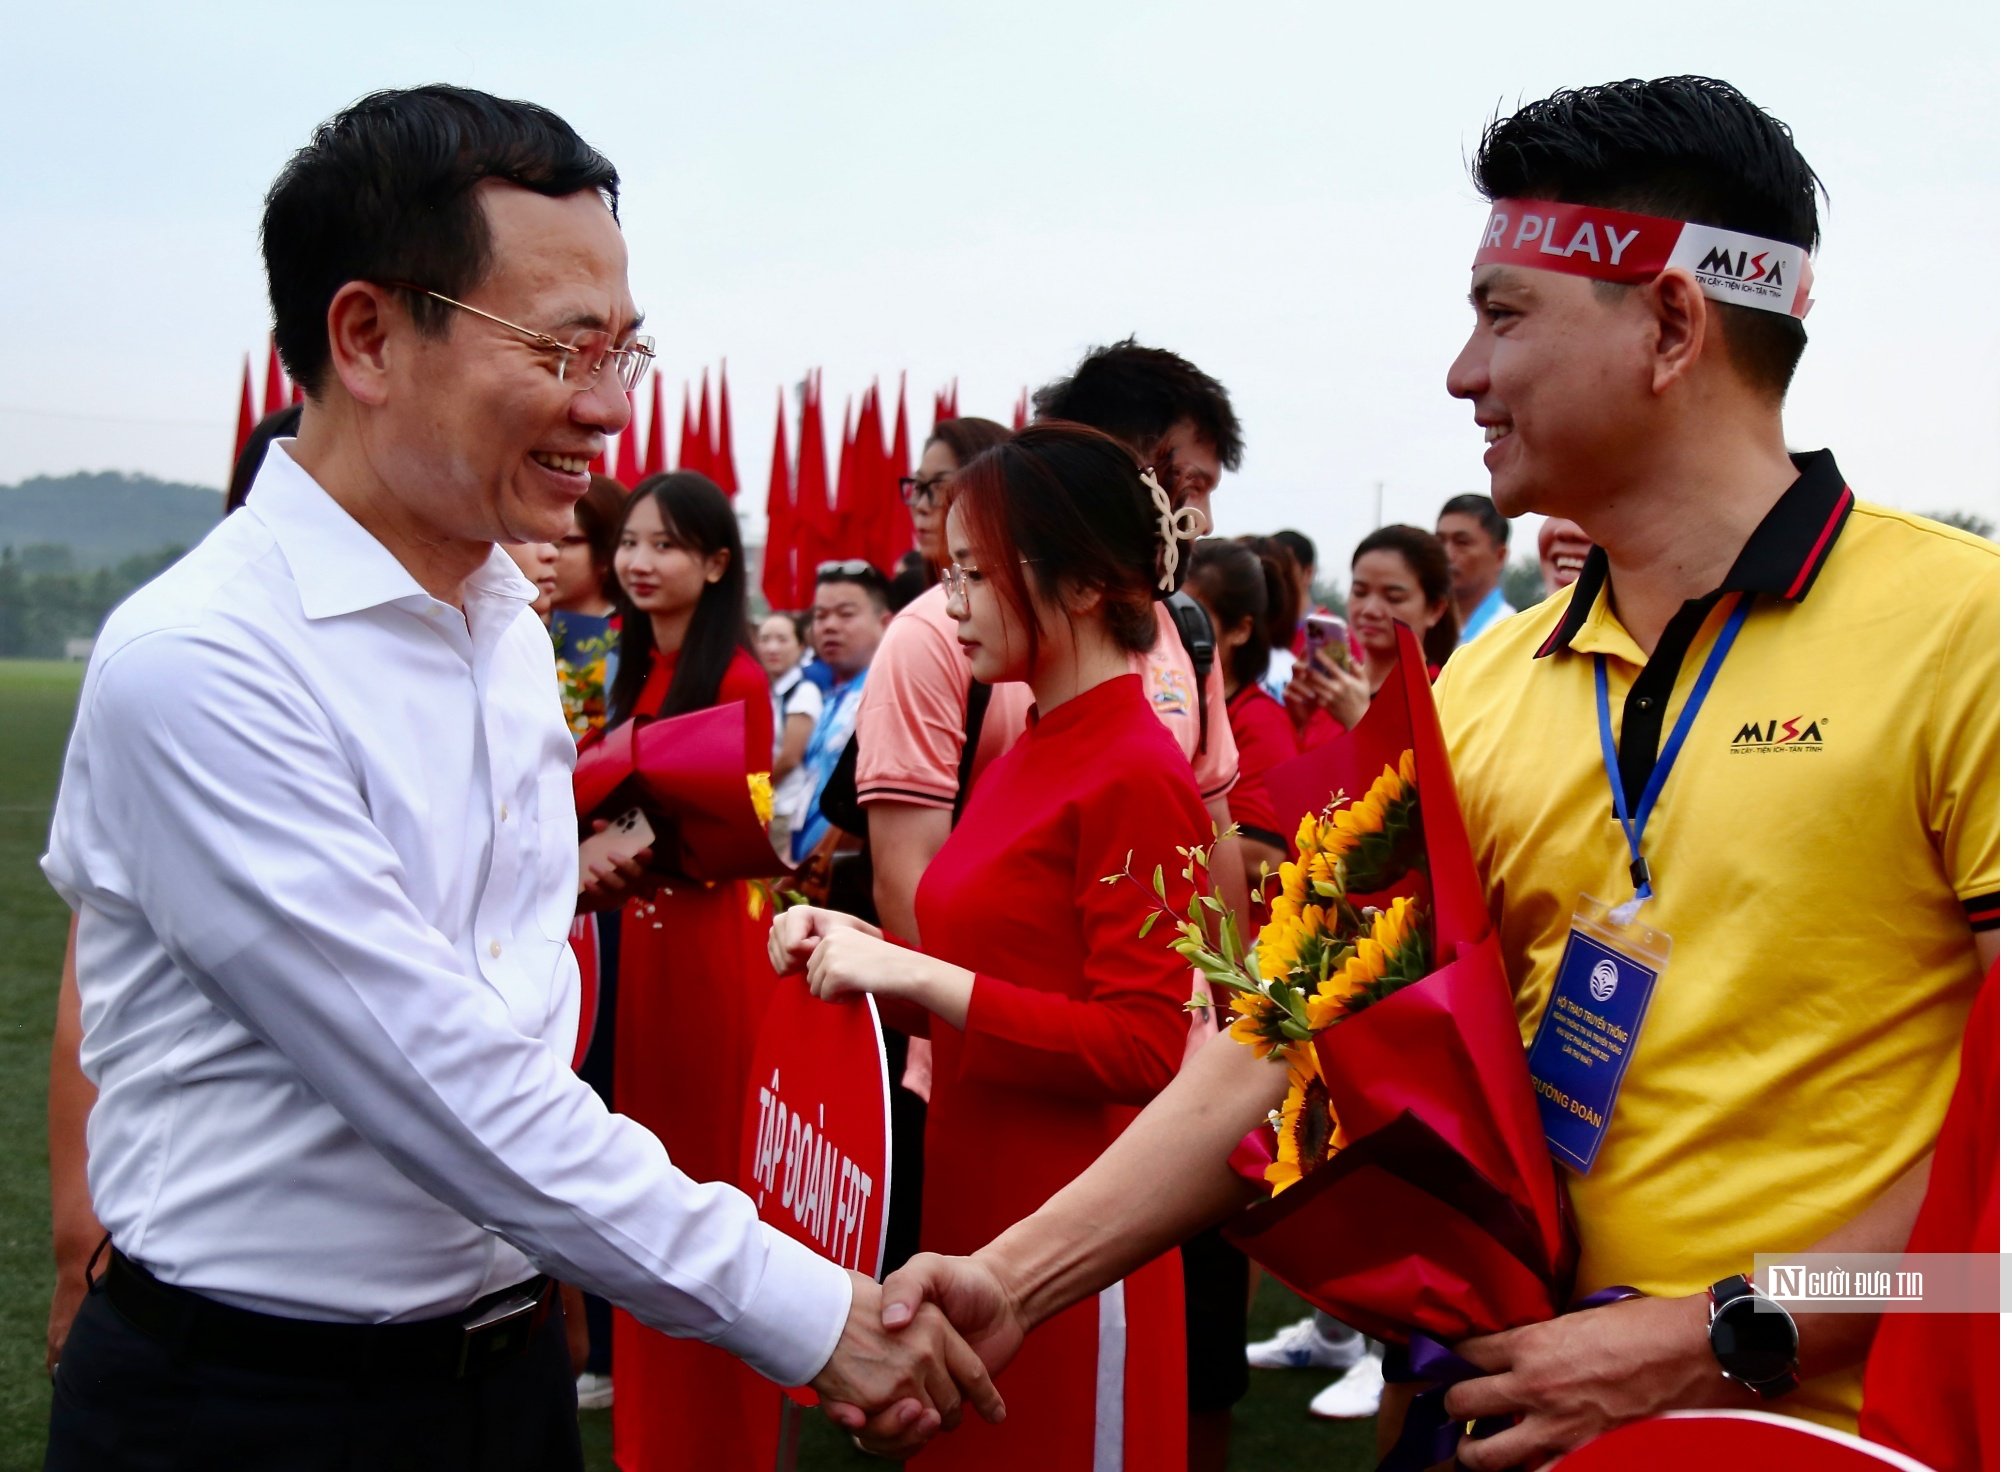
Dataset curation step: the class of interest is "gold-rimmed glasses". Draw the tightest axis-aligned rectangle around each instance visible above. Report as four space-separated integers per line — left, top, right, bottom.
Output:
386 283 656 392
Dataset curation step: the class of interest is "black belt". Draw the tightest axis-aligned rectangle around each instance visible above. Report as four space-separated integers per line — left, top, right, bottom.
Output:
99 1248 554 1382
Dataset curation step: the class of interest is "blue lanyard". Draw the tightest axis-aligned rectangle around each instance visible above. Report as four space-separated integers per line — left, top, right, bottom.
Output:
1593 594 1756 902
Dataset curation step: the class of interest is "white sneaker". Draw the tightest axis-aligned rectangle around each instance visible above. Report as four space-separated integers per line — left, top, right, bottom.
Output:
1246 1315 1367 1371
1307 1344 1385 1420
575 1372 613 1411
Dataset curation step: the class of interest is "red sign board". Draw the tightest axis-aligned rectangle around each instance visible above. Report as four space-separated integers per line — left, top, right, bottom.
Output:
742 979 892 1279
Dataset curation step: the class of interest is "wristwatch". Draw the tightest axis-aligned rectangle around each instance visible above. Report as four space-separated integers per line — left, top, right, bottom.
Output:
1707 1274 1800 1399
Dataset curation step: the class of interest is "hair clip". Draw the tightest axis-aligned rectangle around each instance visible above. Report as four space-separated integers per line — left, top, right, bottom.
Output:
1142 466 1206 593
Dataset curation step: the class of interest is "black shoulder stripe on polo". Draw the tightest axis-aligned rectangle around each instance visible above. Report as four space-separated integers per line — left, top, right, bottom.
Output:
1535 547 1610 659
1722 450 1855 602
1963 893 1999 932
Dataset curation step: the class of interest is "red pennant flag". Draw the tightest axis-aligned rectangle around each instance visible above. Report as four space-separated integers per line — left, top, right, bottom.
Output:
1012 386 1029 430
792 372 833 606
946 377 959 421
831 392 860 560
761 390 795 611
262 338 286 417
613 394 642 485
676 381 702 472
291 379 305 406
642 372 668 477
694 367 715 484
855 383 888 571
589 448 608 476
884 373 914 572
233 355 256 474
714 360 739 498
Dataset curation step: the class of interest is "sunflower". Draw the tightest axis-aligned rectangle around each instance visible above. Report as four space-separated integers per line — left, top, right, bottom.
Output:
1306 895 1432 1027
1263 1046 1334 1197
1255 896 1336 986
1318 751 1424 894
748 772 775 827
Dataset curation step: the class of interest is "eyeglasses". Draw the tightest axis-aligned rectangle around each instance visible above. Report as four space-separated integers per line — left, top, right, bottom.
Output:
899 472 957 509
817 559 876 577
940 558 1034 607
385 283 656 392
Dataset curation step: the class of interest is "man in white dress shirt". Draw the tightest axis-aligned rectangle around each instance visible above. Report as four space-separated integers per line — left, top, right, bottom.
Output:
41 84 996 1470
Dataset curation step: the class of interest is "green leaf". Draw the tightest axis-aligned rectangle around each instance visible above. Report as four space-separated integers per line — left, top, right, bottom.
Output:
1137 911 1159 939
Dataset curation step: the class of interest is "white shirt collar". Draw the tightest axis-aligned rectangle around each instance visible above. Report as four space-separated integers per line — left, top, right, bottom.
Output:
245 441 537 621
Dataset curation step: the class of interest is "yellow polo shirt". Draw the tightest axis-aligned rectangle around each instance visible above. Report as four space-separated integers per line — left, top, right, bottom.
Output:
1434 451 1998 1430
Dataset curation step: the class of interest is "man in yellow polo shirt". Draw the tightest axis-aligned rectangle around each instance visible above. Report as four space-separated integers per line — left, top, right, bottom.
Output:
829 75 1998 1467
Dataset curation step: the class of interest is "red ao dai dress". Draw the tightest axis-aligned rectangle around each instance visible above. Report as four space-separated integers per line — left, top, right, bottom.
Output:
907 673 1213 1470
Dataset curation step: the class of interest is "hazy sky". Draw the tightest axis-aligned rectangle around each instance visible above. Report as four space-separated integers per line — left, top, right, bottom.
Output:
1 1 1998 568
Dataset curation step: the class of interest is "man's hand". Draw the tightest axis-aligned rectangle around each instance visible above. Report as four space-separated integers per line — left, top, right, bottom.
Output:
576 821 660 912
1443 1293 1742 1470
879 1252 1028 1379
810 1270 1006 1459
767 905 881 976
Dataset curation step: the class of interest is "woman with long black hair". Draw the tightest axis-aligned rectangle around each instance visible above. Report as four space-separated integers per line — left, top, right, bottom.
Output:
602 472 780 1472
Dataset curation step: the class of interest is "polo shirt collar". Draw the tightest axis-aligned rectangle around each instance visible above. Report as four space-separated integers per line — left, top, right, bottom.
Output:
246 442 537 620
1535 448 1854 660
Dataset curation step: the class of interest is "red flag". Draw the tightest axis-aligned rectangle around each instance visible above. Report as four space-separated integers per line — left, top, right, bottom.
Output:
262 338 286 416
642 372 668 477
714 360 739 498
945 377 959 421
232 355 256 473
291 379 304 406
613 394 641 485
884 373 914 571
831 392 860 560
761 390 795 611
1012 386 1029 430
694 367 715 484
589 448 608 477
677 381 702 472
792 373 833 606
854 383 888 571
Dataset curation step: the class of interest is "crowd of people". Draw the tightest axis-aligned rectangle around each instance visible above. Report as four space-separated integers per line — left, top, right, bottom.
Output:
37 71 1996 1472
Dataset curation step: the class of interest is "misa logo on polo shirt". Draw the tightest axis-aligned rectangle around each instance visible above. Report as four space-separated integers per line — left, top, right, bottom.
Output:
1729 716 1827 754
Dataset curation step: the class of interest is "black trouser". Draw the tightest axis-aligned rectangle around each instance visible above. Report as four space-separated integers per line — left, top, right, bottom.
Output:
47 1284 583 1472
1182 1225 1251 1412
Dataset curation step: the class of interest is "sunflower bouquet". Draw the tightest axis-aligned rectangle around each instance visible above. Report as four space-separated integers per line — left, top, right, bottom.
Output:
1119 629 1575 1412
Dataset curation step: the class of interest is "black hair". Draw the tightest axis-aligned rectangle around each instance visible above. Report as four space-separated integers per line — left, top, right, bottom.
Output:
814 562 893 613
262 84 620 395
606 472 751 724
1439 493 1510 548
1353 524 1460 669
1471 75 1824 397
887 550 932 613
1186 539 1276 691
957 423 1166 663
924 416 1012 470
1032 337 1244 472
573 475 630 605
1272 528 1316 575
224 402 304 515
1238 535 1301 651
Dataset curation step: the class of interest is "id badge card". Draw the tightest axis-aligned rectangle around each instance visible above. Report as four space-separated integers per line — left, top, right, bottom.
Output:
1527 895 1670 1174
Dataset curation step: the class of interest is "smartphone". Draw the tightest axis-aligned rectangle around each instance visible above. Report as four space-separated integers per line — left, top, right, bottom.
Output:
577 806 656 883
1304 613 1352 663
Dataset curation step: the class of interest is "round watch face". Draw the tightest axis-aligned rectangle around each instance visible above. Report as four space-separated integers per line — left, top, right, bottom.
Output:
1710 1296 1799 1382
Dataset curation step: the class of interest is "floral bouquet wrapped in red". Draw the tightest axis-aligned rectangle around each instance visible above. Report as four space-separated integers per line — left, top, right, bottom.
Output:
1115 627 1573 1465
573 703 784 883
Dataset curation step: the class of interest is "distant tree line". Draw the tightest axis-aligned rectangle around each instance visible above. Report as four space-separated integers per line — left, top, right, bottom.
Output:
0 544 188 659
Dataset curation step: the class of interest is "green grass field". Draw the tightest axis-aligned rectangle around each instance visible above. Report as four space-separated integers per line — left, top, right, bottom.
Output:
0 657 1372 1470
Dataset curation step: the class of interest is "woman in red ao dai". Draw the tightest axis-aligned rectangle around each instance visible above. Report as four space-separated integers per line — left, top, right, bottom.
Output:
773 425 1212 1469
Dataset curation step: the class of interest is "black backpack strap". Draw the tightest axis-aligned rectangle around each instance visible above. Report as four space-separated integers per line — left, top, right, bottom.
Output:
1163 591 1216 759
818 733 869 839
950 679 995 826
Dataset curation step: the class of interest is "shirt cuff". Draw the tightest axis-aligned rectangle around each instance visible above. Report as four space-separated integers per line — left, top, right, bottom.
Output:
710 1226 853 1387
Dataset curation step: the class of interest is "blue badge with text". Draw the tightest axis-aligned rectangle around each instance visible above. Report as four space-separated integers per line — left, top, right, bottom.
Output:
1527 929 1660 1174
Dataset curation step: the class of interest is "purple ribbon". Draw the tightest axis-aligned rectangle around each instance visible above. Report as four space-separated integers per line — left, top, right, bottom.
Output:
1374 1287 1642 1472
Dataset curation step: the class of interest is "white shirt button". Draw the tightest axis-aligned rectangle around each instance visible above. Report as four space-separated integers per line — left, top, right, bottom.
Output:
499 803 510 822
488 940 503 959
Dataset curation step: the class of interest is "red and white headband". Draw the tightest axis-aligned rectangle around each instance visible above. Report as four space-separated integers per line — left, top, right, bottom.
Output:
1475 198 1813 320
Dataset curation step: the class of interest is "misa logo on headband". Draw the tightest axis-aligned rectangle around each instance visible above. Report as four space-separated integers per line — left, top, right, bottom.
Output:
1696 245 1789 300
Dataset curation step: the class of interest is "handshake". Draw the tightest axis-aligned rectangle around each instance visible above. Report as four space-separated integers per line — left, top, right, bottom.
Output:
805 1257 1024 1460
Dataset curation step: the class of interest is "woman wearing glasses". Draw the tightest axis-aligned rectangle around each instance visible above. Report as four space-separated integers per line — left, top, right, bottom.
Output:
774 424 1211 1469
602 472 782 1472
901 417 1011 573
